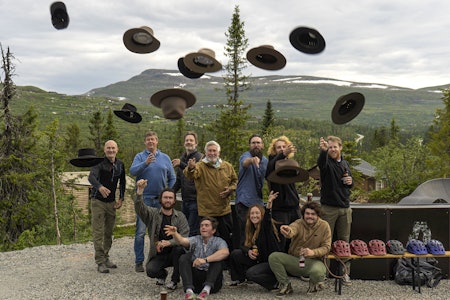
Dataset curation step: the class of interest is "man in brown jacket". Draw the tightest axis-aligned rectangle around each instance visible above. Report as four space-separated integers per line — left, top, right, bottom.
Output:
268 201 331 297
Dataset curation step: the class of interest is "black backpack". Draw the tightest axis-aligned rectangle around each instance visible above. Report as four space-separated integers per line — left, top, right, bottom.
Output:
394 257 443 288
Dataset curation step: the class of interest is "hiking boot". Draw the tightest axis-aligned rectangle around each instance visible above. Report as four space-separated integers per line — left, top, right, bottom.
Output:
198 290 209 300
165 281 177 291
342 274 352 286
275 282 293 298
156 278 165 286
307 281 325 293
135 263 144 273
97 263 110 273
184 291 196 300
104 259 117 268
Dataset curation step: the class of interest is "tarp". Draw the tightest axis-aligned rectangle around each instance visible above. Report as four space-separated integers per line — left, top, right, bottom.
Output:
398 178 450 205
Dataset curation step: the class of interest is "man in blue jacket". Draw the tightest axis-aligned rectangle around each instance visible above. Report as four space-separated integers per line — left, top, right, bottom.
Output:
130 130 176 272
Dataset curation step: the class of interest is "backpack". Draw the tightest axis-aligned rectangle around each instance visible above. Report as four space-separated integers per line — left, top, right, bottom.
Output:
394 257 443 288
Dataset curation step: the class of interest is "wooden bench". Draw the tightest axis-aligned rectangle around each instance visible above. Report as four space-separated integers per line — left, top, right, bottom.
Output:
327 251 450 295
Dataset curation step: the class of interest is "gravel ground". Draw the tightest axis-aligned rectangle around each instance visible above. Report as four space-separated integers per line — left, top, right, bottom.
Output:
0 236 448 300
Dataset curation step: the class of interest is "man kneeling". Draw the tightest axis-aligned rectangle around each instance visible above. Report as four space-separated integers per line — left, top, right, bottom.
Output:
268 201 331 297
164 217 229 300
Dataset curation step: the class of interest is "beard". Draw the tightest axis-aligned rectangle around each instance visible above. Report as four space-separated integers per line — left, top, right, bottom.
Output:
250 148 263 160
161 202 175 210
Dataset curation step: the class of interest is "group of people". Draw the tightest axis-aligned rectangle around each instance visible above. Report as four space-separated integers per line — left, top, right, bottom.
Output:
87 130 354 299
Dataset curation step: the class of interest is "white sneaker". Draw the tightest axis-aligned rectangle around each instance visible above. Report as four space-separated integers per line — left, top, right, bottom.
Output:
342 274 352 285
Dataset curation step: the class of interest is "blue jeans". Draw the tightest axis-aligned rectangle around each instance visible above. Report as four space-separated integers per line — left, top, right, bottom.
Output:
182 201 200 236
134 195 160 264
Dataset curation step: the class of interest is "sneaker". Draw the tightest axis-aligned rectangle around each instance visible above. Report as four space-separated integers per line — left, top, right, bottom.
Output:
275 282 293 298
104 259 117 268
307 281 324 293
156 278 165 286
184 291 196 300
198 290 209 300
135 263 144 273
97 263 110 273
165 281 177 291
342 274 352 285
229 280 246 287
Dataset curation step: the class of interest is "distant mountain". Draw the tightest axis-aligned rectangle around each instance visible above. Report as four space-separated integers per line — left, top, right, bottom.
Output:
87 69 448 129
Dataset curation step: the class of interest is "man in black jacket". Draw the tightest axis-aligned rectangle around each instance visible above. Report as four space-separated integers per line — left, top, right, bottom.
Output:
172 131 203 236
88 140 126 273
318 135 353 285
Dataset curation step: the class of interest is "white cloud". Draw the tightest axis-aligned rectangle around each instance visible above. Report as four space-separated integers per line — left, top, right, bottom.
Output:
1 0 450 94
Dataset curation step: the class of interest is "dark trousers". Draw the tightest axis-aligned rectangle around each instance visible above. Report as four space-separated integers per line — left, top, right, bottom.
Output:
246 262 278 291
272 208 300 252
229 248 257 282
235 203 249 246
179 252 223 294
182 201 200 236
146 246 185 283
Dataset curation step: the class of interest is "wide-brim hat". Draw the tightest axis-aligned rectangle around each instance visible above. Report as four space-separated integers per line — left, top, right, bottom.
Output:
150 88 196 120
114 103 142 123
123 26 160 54
177 57 204 79
331 92 365 124
289 26 326 54
50 1 69 30
69 148 104 168
246 45 286 71
267 159 309 184
183 48 222 73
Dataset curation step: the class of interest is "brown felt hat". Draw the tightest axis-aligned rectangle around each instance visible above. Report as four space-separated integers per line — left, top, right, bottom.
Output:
123 26 160 54
183 48 222 73
267 159 309 184
246 45 286 71
150 88 196 120
331 92 365 124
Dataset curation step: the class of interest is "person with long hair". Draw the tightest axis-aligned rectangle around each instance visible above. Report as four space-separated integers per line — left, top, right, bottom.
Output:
229 191 283 290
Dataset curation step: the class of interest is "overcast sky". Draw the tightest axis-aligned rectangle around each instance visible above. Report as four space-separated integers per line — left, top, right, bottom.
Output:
1 0 449 95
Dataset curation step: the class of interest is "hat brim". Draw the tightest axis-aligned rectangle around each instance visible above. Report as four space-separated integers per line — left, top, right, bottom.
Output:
267 166 310 184
246 47 286 71
177 57 204 79
150 88 196 108
113 110 142 123
69 157 104 168
331 92 365 125
289 27 326 54
123 28 160 54
183 52 222 73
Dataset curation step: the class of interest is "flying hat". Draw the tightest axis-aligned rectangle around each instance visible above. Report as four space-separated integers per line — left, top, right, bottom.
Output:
177 57 204 79
267 159 309 184
246 45 286 71
123 26 160 54
289 26 326 54
150 88 196 120
69 148 104 168
331 92 365 124
183 48 222 73
50 2 69 30
113 103 142 123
